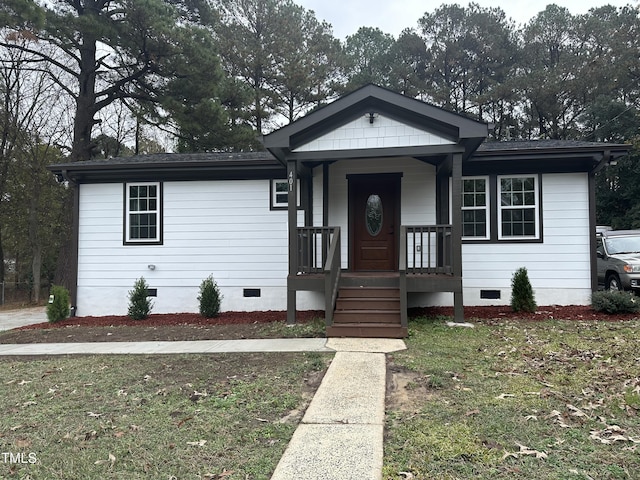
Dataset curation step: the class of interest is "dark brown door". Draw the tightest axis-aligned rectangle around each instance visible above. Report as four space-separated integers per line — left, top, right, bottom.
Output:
350 174 400 271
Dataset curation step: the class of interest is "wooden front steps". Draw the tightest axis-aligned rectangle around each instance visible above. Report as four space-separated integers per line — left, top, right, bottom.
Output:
326 287 407 338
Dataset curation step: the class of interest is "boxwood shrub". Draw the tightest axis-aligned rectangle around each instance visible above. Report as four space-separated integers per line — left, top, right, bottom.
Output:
592 290 640 314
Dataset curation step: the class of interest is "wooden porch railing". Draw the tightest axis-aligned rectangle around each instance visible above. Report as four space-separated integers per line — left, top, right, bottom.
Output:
296 226 341 325
399 224 453 328
401 225 453 274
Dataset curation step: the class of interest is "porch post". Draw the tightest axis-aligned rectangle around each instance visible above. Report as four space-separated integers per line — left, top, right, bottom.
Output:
287 160 298 324
451 152 464 322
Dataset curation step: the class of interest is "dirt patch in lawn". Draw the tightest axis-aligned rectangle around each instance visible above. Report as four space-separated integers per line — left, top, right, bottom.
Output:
386 362 434 414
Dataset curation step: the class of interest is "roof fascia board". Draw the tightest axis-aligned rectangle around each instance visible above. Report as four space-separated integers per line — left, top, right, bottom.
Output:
288 144 465 162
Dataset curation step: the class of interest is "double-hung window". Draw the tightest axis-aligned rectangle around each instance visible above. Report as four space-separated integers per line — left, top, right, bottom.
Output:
462 177 489 239
498 176 539 239
270 178 300 210
125 182 162 244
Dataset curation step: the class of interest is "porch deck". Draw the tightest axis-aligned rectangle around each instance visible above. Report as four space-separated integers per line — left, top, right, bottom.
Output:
288 226 463 337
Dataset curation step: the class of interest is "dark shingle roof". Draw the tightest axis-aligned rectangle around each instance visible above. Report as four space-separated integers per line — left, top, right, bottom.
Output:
477 139 628 152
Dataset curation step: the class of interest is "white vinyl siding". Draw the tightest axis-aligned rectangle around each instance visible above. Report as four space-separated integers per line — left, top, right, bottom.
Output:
462 173 591 305
77 180 305 316
294 114 454 152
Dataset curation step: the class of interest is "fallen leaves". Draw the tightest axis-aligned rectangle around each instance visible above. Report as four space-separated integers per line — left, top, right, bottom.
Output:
495 393 515 399
502 443 548 460
589 424 640 445
94 453 116 466
186 440 207 447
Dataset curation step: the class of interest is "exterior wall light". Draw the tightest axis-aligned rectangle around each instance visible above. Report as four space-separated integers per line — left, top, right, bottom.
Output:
367 112 378 124
148 264 156 270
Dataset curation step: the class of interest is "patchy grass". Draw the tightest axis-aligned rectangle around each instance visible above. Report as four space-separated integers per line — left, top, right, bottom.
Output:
257 317 326 338
384 317 640 479
0 352 331 479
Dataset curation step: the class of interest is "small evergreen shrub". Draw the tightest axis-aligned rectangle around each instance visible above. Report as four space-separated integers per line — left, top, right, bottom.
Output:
198 275 222 318
128 277 153 320
47 285 70 323
592 290 640 314
510 267 537 313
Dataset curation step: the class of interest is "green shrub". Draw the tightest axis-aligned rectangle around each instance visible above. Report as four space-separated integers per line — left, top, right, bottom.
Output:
198 275 222 318
511 267 536 313
47 285 70 323
592 290 640 314
128 277 153 320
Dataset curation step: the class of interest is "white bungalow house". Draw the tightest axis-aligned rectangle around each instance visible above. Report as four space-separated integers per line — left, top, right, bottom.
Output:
50 85 630 337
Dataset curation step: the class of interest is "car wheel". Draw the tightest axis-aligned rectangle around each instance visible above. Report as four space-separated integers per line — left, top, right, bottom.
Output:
606 273 622 291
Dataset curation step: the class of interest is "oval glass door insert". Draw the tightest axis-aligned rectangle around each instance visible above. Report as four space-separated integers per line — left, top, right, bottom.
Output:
365 194 383 236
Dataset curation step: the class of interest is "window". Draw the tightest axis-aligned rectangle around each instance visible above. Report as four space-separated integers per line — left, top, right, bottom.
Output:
462 177 489 239
498 176 539 239
125 182 162 244
270 179 300 209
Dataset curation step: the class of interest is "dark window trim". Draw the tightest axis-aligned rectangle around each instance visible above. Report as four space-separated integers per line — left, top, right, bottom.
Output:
461 173 543 244
123 181 163 246
269 177 303 211
461 175 490 241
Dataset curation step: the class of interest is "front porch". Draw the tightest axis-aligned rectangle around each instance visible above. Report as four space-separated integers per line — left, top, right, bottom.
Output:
262 85 489 337
287 225 463 338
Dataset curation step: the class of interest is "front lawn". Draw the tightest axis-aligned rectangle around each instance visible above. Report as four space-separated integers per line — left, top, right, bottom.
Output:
384 317 640 479
1 352 330 479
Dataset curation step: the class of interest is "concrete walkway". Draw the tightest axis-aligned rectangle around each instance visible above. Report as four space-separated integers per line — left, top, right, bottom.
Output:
271 338 406 480
0 337 332 355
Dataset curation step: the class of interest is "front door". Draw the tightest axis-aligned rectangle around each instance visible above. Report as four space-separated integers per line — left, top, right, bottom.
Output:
349 174 400 271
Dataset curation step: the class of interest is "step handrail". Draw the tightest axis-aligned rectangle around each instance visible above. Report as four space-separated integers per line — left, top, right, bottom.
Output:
399 226 408 328
323 227 341 326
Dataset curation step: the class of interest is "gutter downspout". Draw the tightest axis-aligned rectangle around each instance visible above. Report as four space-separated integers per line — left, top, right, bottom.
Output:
588 151 611 293
61 170 79 317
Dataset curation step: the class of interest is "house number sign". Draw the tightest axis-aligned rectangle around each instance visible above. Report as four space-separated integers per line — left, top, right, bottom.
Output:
288 171 294 191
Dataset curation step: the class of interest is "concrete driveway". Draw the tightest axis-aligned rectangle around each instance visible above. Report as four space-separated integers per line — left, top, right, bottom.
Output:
0 306 47 331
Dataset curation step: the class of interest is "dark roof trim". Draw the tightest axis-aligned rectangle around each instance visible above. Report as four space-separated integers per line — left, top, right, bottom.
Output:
291 144 465 162
466 140 632 176
263 84 490 162
48 152 284 183
47 140 632 183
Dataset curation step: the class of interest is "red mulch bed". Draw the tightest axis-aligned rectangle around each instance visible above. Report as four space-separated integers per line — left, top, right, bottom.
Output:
409 305 639 322
13 310 325 331
14 305 639 332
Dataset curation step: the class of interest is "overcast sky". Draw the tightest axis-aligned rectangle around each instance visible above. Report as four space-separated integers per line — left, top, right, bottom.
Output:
296 0 637 39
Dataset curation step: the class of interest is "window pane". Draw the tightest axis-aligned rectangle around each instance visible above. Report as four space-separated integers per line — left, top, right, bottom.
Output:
524 192 535 205
463 179 474 192
276 193 288 204
463 193 475 207
275 181 288 193
513 178 523 190
524 177 535 190
524 222 535 236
